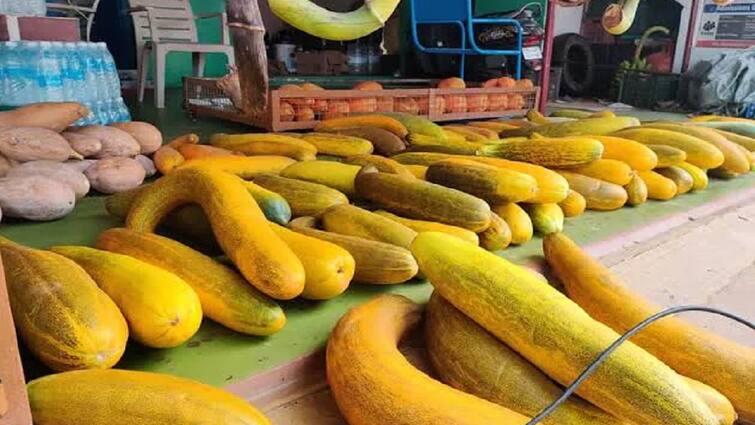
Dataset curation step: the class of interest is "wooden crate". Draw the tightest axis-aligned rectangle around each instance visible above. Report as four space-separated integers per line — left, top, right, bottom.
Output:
184 77 539 132
0 255 33 425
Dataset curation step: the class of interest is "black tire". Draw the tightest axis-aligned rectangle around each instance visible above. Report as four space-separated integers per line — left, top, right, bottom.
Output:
552 33 595 96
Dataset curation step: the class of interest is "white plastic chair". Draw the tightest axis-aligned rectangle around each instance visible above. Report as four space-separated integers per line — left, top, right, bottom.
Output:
128 0 235 108
46 0 101 41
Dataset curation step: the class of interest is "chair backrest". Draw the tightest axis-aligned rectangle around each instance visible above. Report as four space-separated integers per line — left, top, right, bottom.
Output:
48 0 100 11
410 0 472 23
129 0 198 45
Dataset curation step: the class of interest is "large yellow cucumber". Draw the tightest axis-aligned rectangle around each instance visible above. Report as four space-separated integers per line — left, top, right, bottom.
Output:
0 237 127 372
561 159 633 186
354 169 492 231
499 116 640 137
624 172 648 206
300 133 374 157
50 246 202 349
543 232 755 423
638 170 678 200
644 123 750 174
492 202 533 245
613 128 724 169
254 173 349 217
425 293 627 425
178 155 296 179
411 232 718 425
392 152 569 203
280 160 362 196
27 369 271 425
373 210 479 245
96 228 285 336
210 133 317 161
322 204 418 249
478 137 604 167
289 225 418 285
677 161 709 191
590 136 658 171
558 189 587 217
425 158 537 203
524 203 564 234
270 223 355 300
126 168 305 300
557 171 628 211
326 294 531 425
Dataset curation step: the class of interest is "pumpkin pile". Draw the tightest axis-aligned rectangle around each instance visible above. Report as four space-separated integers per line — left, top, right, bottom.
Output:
0 102 165 222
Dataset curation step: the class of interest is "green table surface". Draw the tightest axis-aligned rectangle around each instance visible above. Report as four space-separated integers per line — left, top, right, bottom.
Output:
2 173 754 386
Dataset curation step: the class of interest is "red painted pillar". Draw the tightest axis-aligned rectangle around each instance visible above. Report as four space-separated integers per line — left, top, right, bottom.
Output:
538 0 558 113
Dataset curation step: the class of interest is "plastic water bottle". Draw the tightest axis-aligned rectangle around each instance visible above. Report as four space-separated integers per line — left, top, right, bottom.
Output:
16 42 39 104
62 43 85 101
79 42 98 102
37 41 64 102
99 43 122 98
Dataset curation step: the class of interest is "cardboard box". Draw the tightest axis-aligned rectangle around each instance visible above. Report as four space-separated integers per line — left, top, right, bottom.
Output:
295 50 348 75
0 15 80 41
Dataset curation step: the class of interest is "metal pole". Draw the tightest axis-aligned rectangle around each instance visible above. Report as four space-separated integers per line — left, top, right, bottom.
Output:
538 0 558 113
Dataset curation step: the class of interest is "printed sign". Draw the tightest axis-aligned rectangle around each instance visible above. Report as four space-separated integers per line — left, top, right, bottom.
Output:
696 0 755 48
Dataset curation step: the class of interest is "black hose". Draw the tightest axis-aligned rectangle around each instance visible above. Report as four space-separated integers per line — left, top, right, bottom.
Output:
526 305 755 425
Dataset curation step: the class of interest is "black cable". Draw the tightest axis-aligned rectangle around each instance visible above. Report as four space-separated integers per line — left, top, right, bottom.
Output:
526 305 755 425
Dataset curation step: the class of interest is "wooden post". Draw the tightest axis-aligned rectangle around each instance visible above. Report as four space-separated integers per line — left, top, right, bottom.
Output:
0 254 32 425
226 0 269 114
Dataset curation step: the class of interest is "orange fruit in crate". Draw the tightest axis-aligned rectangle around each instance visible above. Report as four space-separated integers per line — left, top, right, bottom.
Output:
396 98 420 115
515 79 534 89
444 95 467 113
324 101 351 120
466 94 489 112
300 82 328 112
488 94 509 112
280 102 295 122
509 94 526 110
437 77 466 89
349 97 378 113
416 97 429 114
279 84 314 107
295 106 315 121
482 78 501 88
376 97 394 112
497 77 517 88
353 81 384 91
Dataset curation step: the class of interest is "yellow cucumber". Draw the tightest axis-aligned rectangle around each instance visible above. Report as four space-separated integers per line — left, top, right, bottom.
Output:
624 172 648 206
491 203 533 245
49 246 202 348
557 171 628 211
638 170 677 200
657 166 694 195
374 210 479 245
562 159 633 185
613 128 724 169
648 144 687 167
280 160 362 196
677 162 709 191
523 203 563 234
96 228 285 336
411 232 719 425
558 189 587 217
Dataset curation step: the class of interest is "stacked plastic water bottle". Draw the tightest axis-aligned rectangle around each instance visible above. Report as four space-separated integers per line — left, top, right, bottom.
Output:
0 41 131 125
0 0 46 16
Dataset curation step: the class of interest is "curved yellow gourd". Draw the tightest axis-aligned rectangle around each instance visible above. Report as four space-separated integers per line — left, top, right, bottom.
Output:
0 237 127 372
602 0 640 35
97 229 285 336
50 246 202 349
270 224 355 300
374 210 479 245
269 0 400 41
425 293 628 425
326 294 531 425
126 167 305 300
543 232 754 423
412 232 719 425
492 203 533 245
27 369 271 425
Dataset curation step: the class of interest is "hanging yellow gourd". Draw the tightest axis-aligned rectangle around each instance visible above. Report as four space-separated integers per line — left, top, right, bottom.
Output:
602 0 640 35
269 0 401 41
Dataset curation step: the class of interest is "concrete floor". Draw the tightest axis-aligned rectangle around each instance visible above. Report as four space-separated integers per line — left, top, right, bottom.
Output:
264 196 755 424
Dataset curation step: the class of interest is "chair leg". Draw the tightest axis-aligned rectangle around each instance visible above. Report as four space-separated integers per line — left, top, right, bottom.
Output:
460 52 466 80
137 45 151 103
192 52 206 77
154 47 167 109
85 15 94 42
